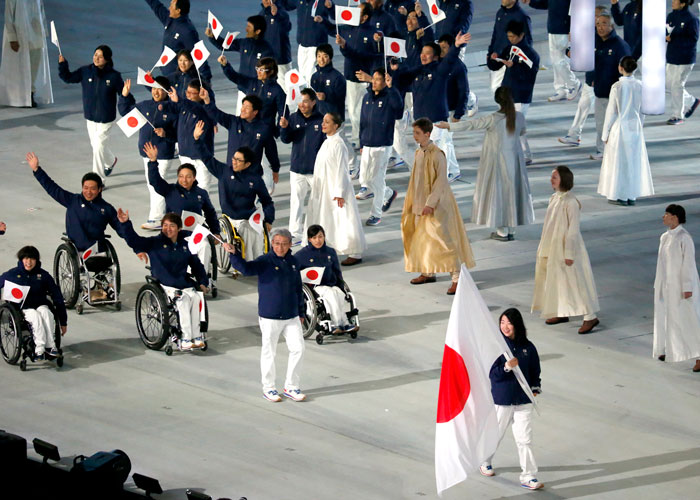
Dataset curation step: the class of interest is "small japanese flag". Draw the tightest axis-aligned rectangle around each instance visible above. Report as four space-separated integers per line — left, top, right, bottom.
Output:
426 0 446 25
222 31 239 50
187 224 212 254
154 45 177 68
285 84 303 113
512 46 533 68
335 6 361 26
191 40 210 69
182 211 204 232
117 107 148 137
208 10 224 39
50 20 61 53
137 67 167 90
248 207 264 235
311 0 320 17
197 291 206 321
301 266 325 285
81 242 100 261
384 37 407 58
2 281 30 306
666 23 674 35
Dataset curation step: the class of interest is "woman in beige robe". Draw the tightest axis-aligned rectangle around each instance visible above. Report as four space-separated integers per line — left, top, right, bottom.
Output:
532 166 600 334
401 118 475 295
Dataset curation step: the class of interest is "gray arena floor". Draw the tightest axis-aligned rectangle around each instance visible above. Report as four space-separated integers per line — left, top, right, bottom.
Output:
1 1 699 499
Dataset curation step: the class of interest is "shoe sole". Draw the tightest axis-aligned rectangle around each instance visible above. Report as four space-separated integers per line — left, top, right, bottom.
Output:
558 138 580 146
283 392 306 402
263 394 282 402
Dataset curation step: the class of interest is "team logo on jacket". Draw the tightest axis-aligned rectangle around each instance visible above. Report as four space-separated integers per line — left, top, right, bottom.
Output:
81 204 85 207
257 53 262 59
174 33 180 39
88 78 93 82
163 114 167 119
310 258 314 262
428 74 433 80
100 208 105 214
378 101 383 107
256 133 261 139
608 49 613 55
267 91 272 97
37 274 42 279
271 19 275 24
376 22 380 28
314 124 319 130
197 195 202 200
326 79 331 86
363 37 368 43
249 182 254 187
106 80 111 86
244 49 248 53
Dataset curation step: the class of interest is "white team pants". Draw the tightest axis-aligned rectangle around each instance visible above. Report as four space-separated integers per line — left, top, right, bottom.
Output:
259 316 305 392
392 92 414 169
567 83 595 140
549 33 579 94
432 126 460 177
594 97 609 154
191 238 212 280
297 45 318 87
360 146 392 218
490 67 506 93
86 120 116 181
346 81 366 146
236 90 246 115
289 171 314 240
179 155 213 192
666 63 696 119
23 306 55 355
143 158 176 221
514 103 531 161
484 404 538 483
162 286 201 341
231 218 266 261
278 63 292 81
315 285 348 328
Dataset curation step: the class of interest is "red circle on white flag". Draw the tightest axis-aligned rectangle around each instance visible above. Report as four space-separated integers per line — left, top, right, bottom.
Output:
291 89 296 99
161 55 168 64
11 288 23 299
184 216 196 227
431 5 438 15
194 233 204 244
306 270 319 280
83 250 93 259
227 34 234 45
145 73 155 83
390 42 400 53
290 73 299 84
194 49 203 60
341 10 352 21
253 213 261 224
127 117 139 128
212 18 218 29
436 345 471 423
199 300 203 312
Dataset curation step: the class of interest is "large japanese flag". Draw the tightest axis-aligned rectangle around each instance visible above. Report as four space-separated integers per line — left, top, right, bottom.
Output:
301 266 325 285
285 84 303 113
117 108 148 138
154 45 177 68
284 68 305 92
248 207 264 235
2 281 30 306
435 265 536 496
384 37 407 58
181 211 204 232
222 31 239 50
137 67 167 90
426 0 446 25
335 6 361 26
208 10 224 39
191 41 210 69
187 224 212 254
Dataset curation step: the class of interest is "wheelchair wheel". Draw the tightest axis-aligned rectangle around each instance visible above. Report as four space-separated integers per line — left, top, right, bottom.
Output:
54 243 80 308
0 305 22 365
301 284 317 339
199 295 209 334
103 239 122 296
217 217 233 274
135 284 170 350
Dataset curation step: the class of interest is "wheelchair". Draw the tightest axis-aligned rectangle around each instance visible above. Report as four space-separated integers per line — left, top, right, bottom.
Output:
0 302 64 371
216 214 270 277
53 234 121 314
134 274 209 355
301 281 360 345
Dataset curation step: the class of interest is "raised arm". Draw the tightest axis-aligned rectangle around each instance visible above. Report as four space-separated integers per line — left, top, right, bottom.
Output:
145 145 172 197
193 120 227 179
28 153 73 208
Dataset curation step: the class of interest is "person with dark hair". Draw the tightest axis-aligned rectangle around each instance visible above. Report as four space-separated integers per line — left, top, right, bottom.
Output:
58 45 124 181
654 204 700 372
165 50 215 102
279 88 326 245
194 121 274 263
402 118 474 294
118 76 178 231
532 166 600 334
480 308 543 491
385 0 417 28
143 0 212 80
117 208 209 351
487 0 533 93
206 14 274 114
260 0 292 76
611 0 643 60
26 152 125 253
0 246 67 360
298 0 334 84
295 225 358 333
311 44 347 121
665 0 699 125
306 113 367 266
437 87 534 242
200 88 280 194
599 56 652 206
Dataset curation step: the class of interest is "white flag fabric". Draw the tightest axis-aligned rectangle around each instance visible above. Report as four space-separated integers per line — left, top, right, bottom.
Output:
435 265 535 496
187 224 212 254
81 242 100 261
50 21 61 52
384 37 407 58
426 0 447 25
222 31 239 50
301 266 325 285
137 67 166 90
181 211 204 232
248 207 264 235
335 6 361 26
197 291 206 321
154 46 177 68
512 46 533 68
117 108 148 138
2 281 30 306
191 40 210 69
311 0 320 17
208 10 224 39
284 68 305 92
285 84 303 113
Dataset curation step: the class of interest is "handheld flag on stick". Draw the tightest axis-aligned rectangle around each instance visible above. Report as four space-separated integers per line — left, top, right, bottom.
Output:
311 0 320 17
50 21 62 55
151 45 177 73
335 6 361 27
384 37 407 58
300 267 325 285
2 281 31 307
137 67 167 90
181 211 204 232
426 0 446 27
191 40 210 86
208 10 224 39
117 108 151 137
187 224 212 254
248 207 264 235
221 31 239 56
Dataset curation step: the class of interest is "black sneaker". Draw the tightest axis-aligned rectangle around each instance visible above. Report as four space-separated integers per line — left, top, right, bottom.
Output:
685 98 700 119
382 189 397 212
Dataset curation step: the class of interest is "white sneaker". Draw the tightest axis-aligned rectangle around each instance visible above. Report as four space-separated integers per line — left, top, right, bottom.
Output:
467 92 478 117
284 388 306 402
141 220 162 231
181 340 194 350
193 337 205 348
386 157 405 169
263 389 282 402
589 152 603 160
521 478 544 490
567 81 582 101
547 91 567 102
479 464 495 477
558 135 580 146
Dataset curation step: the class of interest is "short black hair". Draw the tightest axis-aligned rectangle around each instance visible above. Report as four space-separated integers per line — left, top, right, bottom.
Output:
307 224 325 240
161 212 183 229
360 2 372 18
177 163 197 177
95 45 113 67
187 79 201 91
423 42 440 58
175 0 190 16
316 43 333 59
372 67 387 79
619 55 637 74
438 34 455 46
499 308 528 344
300 87 317 101
81 172 103 189
248 15 266 37
236 146 255 165
258 57 278 79
243 94 263 112
666 204 687 224
17 245 40 261
506 20 525 37
176 49 193 62
412 117 433 133
555 165 574 192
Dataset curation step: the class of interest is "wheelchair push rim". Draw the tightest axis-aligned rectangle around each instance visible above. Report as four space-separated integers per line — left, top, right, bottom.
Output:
135 284 169 350
0 305 22 364
53 244 80 308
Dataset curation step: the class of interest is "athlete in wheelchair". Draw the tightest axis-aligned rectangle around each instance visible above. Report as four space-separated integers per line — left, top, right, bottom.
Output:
117 209 210 354
193 121 274 277
26 152 124 314
295 225 359 345
144 141 221 297
0 246 67 370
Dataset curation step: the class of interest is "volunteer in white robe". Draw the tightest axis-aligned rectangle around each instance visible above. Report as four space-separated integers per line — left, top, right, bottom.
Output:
305 112 367 264
0 0 53 107
532 166 600 334
653 204 700 372
598 58 653 204
438 87 534 241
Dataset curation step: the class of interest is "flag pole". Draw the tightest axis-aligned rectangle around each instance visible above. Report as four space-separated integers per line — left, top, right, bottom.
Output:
195 64 203 87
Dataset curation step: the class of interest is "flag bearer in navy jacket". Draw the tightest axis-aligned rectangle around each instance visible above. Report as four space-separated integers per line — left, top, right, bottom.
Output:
522 0 581 102
611 0 643 60
58 45 123 182
0 246 67 360
260 0 293 76
298 0 334 84
666 0 700 125
117 209 209 351
143 0 212 80
118 76 179 231
481 308 543 491
487 0 532 93
280 88 327 245
26 152 125 253
223 228 306 403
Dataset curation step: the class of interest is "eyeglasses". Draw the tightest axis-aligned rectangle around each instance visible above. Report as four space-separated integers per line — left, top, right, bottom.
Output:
256 67 271 73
